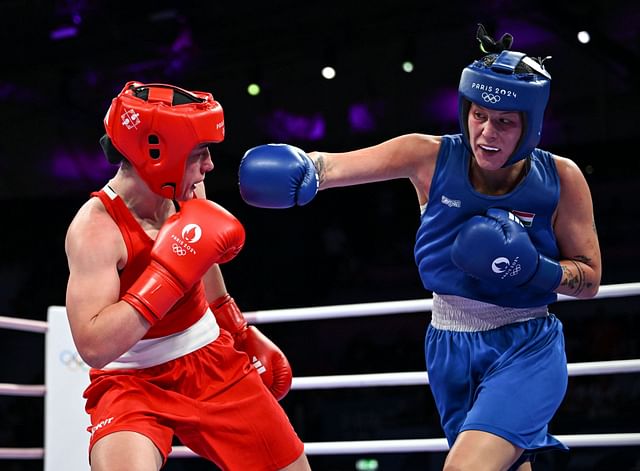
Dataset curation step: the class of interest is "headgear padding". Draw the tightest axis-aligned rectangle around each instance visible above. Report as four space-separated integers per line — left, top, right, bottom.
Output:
103 81 225 199
458 50 551 166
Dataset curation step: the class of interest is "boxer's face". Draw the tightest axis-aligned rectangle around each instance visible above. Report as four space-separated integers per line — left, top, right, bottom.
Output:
467 103 523 170
177 143 214 200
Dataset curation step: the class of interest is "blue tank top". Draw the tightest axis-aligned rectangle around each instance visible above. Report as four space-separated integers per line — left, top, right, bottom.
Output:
414 134 560 308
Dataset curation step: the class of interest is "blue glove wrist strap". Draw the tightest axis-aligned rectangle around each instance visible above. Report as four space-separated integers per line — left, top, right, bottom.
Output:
527 254 562 292
296 158 319 206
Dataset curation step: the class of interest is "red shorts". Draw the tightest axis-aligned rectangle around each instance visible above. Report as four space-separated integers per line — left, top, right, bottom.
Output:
84 330 304 470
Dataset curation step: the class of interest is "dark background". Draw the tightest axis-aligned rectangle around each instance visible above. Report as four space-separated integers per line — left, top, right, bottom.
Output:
1 1 639 470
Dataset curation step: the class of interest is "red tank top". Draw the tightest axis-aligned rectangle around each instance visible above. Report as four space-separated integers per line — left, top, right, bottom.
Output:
91 187 209 339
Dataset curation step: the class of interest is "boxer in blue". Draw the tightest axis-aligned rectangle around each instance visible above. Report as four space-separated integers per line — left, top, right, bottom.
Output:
237 24 601 471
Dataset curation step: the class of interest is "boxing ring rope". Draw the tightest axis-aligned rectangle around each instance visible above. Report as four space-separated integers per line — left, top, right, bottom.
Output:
1 281 639 461
242 282 640 324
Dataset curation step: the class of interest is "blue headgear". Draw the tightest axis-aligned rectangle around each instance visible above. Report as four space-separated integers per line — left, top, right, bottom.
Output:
458 49 551 166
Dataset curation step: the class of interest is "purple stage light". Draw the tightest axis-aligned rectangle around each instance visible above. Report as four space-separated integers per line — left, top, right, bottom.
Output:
50 26 78 40
425 88 459 124
51 148 114 183
171 29 193 53
348 103 375 132
265 110 326 141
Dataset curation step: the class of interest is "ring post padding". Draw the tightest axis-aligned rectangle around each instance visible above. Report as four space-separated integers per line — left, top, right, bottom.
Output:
45 306 91 471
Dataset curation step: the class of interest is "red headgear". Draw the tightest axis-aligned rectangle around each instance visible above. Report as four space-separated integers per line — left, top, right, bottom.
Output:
103 81 225 199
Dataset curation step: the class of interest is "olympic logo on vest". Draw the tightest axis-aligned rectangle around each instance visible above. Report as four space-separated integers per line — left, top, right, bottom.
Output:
481 92 501 104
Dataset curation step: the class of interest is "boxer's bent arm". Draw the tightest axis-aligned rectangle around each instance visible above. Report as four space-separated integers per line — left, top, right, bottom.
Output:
65 201 150 368
553 155 602 298
202 263 229 304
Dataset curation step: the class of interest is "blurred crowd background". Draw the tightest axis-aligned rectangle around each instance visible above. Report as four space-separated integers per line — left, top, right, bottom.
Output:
1 1 638 469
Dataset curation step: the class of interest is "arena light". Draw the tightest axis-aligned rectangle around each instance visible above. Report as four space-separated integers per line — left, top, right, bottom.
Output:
577 30 591 44
402 37 416 73
402 61 414 73
356 458 379 470
321 66 336 80
247 83 261 96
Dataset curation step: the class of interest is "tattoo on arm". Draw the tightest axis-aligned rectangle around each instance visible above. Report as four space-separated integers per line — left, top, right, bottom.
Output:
560 258 593 296
313 154 326 185
572 255 592 264
561 261 585 295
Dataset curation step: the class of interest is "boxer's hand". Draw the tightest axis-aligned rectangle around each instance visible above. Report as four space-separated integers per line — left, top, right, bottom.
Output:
238 143 318 208
451 208 562 292
123 200 245 325
211 294 293 400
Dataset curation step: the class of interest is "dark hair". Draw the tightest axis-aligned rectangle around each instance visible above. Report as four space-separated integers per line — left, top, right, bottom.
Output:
99 134 125 164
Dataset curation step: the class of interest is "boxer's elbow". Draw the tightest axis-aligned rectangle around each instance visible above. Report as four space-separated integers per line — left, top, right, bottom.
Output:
76 344 115 369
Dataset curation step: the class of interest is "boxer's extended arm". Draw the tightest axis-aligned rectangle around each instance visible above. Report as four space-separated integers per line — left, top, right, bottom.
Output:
239 134 441 208
309 134 441 195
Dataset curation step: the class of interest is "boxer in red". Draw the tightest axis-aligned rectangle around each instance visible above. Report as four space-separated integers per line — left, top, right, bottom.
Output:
64 81 310 471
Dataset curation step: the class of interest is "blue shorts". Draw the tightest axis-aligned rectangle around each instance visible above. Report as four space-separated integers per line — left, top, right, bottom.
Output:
425 314 569 455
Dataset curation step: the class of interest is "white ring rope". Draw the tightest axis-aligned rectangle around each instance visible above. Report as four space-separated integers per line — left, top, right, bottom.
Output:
170 433 640 457
2 433 640 460
0 315 47 333
244 282 640 324
290 359 640 390
1 282 638 333
2 358 639 398
0 383 46 396
0 282 638 460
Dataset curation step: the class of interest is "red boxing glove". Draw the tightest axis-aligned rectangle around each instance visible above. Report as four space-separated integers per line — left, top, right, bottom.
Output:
212 294 293 400
123 200 245 325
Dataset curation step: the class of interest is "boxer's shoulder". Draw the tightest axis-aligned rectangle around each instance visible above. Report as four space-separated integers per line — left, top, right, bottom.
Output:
66 197 124 258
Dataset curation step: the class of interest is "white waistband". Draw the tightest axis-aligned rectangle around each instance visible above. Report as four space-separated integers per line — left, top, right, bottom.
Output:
101 308 220 370
431 293 548 332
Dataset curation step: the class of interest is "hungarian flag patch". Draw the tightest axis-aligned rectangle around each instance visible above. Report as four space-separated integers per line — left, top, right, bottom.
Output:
512 210 535 227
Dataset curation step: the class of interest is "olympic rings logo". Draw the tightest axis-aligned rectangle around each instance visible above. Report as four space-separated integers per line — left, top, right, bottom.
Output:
481 92 501 104
172 243 187 256
59 350 89 371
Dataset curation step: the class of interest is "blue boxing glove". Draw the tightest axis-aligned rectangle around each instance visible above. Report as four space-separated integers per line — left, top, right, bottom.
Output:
451 208 562 292
238 144 319 209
